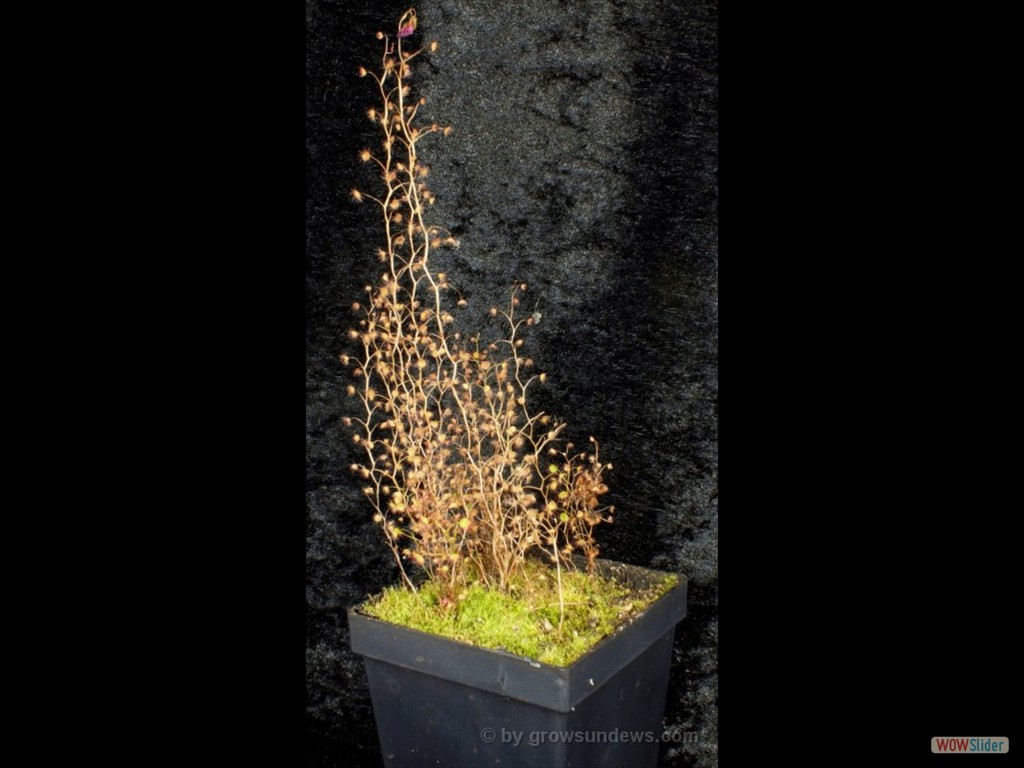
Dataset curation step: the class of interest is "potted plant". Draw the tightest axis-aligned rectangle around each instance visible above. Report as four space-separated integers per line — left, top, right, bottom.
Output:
343 10 687 767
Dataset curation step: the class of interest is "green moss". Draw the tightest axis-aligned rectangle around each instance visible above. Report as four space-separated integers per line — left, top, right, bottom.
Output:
361 560 679 667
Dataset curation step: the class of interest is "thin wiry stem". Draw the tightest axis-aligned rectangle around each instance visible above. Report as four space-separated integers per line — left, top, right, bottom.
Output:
344 11 613 602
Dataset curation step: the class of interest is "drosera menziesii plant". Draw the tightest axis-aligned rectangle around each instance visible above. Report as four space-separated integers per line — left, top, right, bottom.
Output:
343 8 676 663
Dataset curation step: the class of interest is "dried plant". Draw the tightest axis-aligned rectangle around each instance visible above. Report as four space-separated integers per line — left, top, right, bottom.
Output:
344 9 613 608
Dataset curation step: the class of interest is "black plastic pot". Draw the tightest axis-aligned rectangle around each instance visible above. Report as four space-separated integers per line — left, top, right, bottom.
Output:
348 559 687 767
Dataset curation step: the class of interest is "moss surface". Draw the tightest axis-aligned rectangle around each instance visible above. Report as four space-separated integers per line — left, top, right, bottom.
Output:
361 560 679 666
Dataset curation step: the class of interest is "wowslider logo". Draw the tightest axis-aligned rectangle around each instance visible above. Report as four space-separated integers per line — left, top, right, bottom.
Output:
932 737 1009 754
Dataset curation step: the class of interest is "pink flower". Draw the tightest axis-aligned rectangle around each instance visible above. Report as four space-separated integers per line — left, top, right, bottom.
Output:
398 8 417 39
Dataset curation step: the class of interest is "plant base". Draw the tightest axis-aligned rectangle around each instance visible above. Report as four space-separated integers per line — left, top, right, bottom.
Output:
349 559 687 768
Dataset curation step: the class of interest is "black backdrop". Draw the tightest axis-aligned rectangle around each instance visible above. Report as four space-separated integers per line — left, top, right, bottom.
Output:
307 1 718 765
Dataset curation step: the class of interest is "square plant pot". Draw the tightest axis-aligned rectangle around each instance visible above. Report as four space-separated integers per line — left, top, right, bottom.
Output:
348 558 687 767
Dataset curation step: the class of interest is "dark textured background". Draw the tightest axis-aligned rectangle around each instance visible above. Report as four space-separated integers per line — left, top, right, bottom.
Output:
307 1 717 765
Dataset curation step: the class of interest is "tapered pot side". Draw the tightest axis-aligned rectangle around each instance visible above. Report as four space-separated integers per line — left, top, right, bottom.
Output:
349 558 687 768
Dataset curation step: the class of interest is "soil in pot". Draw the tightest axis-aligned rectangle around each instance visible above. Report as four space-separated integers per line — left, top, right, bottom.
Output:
359 557 679 666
